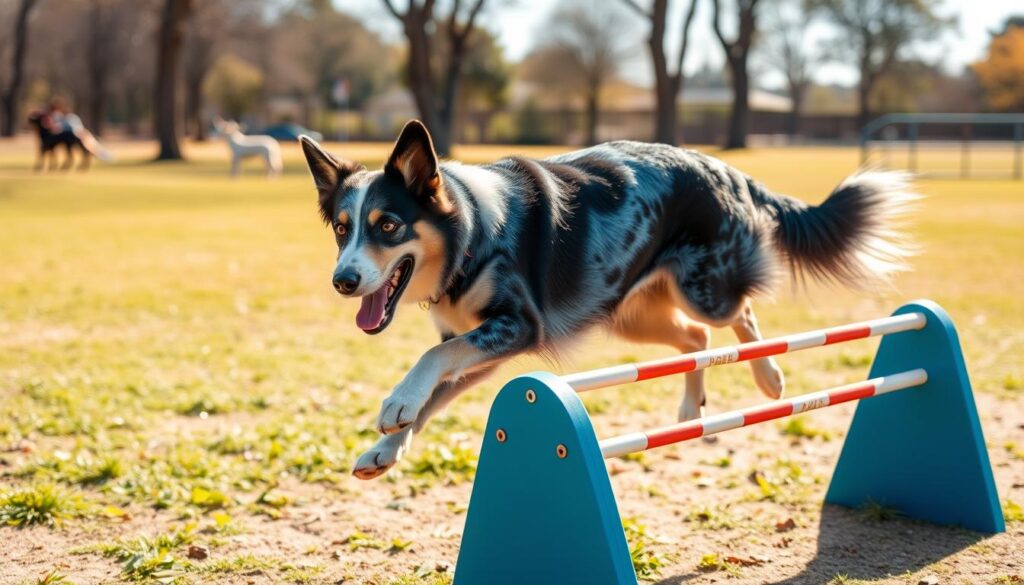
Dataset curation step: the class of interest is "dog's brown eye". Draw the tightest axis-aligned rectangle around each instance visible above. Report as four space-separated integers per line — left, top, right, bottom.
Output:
381 220 398 234
335 224 347 237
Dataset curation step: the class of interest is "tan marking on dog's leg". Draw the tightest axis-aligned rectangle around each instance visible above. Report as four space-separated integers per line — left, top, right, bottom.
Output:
354 366 497 480
377 337 495 434
731 301 784 399
611 274 711 422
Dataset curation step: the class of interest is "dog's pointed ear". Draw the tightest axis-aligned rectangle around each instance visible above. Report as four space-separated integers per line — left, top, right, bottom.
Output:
385 120 451 210
299 135 363 224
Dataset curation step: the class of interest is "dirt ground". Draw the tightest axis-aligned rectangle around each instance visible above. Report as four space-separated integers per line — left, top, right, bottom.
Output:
5 389 1022 585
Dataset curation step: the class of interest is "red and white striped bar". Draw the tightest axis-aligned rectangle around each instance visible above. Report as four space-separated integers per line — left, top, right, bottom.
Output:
562 312 926 392
598 368 927 459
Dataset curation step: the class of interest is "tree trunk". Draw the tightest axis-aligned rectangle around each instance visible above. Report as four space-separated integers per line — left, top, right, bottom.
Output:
857 75 872 131
724 56 749 149
401 15 446 153
85 0 109 136
644 0 695 145
1 0 37 137
787 84 803 136
189 84 206 141
124 86 141 136
153 0 192 160
584 84 599 146
87 89 108 137
648 0 672 144
653 77 679 145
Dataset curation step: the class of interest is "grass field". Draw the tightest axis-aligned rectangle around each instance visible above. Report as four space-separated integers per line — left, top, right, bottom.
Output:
1 137 1022 584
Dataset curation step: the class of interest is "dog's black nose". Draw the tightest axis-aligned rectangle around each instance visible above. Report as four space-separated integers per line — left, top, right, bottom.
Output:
333 270 360 295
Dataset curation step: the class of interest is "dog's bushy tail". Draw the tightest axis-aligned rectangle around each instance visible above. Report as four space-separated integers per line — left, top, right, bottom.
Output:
76 129 115 162
751 171 920 290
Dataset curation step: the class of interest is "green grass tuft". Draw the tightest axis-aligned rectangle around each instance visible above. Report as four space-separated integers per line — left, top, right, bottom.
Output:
622 517 673 580
0 483 88 527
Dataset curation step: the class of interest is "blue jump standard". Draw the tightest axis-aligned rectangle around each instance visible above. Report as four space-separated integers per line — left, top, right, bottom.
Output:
453 300 1003 585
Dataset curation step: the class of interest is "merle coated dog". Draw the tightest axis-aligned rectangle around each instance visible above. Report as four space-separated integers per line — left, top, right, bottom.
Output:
299 120 916 479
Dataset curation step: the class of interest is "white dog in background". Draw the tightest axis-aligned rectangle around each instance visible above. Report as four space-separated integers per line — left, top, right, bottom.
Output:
214 118 282 177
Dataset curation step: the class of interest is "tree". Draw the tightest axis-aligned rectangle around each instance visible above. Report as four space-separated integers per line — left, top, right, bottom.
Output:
759 0 816 135
382 0 488 156
455 26 510 142
545 1 630 146
711 0 761 150
153 0 193 160
1 0 39 137
184 0 231 141
267 2 394 133
621 0 699 145
204 54 263 119
83 0 127 136
971 21 1024 113
808 0 951 129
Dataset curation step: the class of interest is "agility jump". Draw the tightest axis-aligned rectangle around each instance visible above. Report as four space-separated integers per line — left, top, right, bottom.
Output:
453 300 1004 585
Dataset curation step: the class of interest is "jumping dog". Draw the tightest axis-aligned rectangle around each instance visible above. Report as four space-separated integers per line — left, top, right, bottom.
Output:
299 121 917 479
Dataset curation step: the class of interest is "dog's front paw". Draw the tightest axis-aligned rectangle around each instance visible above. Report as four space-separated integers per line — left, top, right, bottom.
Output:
352 432 411 480
376 393 428 435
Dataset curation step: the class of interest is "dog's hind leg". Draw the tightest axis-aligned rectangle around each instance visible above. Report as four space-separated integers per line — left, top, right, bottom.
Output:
61 143 74 170
731 301 784 399
353 367 496 480
610 275 711 422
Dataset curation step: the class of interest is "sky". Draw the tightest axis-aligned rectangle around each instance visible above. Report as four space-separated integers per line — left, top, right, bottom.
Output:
336 0 1021 89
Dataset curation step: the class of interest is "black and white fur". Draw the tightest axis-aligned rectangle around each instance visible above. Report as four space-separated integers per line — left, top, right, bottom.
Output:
300 120 917 480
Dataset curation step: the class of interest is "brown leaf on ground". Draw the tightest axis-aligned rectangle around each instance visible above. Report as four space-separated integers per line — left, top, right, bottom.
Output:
775 518 797 532
187 545 209 560
726 554 768 566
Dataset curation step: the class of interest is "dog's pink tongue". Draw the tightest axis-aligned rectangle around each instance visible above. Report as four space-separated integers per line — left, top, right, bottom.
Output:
356 287 388 331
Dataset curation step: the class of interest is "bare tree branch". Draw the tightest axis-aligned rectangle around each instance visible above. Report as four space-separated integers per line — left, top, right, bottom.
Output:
710 0 730 53
461 0 487 41
619 0 649 19
381 0 402 20
674 0 699 78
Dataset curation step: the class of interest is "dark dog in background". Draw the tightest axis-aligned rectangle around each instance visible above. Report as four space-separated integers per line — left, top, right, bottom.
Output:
300 120 918 480
27 109 109 171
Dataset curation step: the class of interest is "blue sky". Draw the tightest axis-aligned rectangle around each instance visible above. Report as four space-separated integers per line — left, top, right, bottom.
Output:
337 0 1021 89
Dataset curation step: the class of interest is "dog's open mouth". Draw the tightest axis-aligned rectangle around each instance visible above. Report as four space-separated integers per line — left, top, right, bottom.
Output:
355 256 414 335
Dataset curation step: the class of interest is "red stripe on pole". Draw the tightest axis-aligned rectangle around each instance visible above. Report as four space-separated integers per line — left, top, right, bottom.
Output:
824 324 872 344
636 356 697 381
741 401 794 425
645 421 703 448
736 340 789 361
827 381 877 405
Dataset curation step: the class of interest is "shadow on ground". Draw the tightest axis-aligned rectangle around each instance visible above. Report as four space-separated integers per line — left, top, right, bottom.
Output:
656 505 988 585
